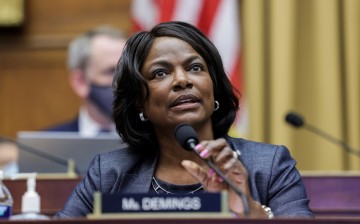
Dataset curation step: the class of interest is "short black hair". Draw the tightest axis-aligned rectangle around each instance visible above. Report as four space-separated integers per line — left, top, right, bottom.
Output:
113 21 239 150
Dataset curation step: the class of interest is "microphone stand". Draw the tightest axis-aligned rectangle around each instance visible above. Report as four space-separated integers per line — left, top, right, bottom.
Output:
0 135 80 176
303 124 360 157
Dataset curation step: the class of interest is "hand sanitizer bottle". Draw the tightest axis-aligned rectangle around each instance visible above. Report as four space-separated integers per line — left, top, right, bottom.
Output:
10 173 49 220
0 170 13 219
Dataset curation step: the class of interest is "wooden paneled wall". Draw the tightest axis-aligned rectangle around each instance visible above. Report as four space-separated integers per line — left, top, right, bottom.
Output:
0 0 132 138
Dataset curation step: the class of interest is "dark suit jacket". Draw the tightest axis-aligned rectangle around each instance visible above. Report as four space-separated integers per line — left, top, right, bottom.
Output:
55 137 313 218
44 117 79 132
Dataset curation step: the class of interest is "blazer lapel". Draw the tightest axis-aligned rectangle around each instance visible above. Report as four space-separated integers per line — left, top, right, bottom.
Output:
117 150 159 193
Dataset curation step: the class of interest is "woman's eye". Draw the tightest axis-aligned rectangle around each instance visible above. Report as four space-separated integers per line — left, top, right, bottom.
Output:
190 64 203 72
153 70 167 78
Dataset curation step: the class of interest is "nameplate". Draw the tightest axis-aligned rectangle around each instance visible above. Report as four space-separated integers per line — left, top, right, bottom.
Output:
101 192 223 213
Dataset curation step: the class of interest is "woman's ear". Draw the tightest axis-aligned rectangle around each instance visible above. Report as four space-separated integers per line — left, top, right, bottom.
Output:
135 98 145 111
69 69 90 99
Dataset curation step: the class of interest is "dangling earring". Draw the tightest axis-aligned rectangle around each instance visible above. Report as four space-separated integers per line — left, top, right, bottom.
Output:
139 112 148 122
214 101 220 111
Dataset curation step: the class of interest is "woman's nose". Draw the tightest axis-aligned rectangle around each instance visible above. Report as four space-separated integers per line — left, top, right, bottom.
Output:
171 69 193 91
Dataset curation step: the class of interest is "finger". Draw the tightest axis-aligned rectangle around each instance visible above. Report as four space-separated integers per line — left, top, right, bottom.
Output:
181 160 208 183
223 151 239 170
194 142 209 158
214 146 235 164
182 160 225 192
196 139 228 159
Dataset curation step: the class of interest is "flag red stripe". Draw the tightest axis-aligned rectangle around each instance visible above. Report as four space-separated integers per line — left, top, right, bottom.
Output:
230 50 242 92
131 17 143 33
156 0 177 22
196 0 221 35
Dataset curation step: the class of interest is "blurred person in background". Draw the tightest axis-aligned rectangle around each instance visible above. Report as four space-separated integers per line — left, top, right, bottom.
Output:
45 26 127 137
0 26 126 176
0 141 19 176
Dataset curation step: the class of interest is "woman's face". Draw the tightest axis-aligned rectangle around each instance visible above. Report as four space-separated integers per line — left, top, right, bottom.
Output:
141 37 214 132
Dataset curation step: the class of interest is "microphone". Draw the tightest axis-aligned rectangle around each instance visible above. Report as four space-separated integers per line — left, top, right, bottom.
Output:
174 124 250 216
285 112 360 157
0 135 81 175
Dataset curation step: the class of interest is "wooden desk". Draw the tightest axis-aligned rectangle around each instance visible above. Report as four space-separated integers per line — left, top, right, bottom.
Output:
4 173 360 218
302 172 360 217
4 177 81 216
2 217 360 224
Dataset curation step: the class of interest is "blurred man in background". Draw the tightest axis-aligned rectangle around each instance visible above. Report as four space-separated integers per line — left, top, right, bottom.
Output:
45 26 127 137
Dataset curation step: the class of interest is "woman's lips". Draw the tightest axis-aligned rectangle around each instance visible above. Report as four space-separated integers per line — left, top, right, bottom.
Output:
170 94 200 110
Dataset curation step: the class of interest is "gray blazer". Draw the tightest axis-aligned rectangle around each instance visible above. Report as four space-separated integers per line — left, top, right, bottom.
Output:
55 137 313 218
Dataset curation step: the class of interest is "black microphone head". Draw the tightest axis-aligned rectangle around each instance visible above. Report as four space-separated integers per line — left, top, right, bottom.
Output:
285 112 305 127
174 124 199 151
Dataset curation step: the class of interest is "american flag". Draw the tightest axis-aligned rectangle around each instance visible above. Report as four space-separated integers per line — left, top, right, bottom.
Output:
131 0 247 137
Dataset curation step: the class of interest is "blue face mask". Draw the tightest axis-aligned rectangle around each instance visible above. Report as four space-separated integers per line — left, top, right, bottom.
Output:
88 83 113 118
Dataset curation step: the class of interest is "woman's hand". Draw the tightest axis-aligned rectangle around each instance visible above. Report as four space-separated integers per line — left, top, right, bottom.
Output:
181 138 267 218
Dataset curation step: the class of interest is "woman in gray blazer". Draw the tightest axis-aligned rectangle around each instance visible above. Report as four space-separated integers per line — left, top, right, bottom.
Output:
56 21 313 218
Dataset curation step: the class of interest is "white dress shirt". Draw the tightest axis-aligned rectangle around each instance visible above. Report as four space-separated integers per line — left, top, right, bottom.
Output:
78 107 116 137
